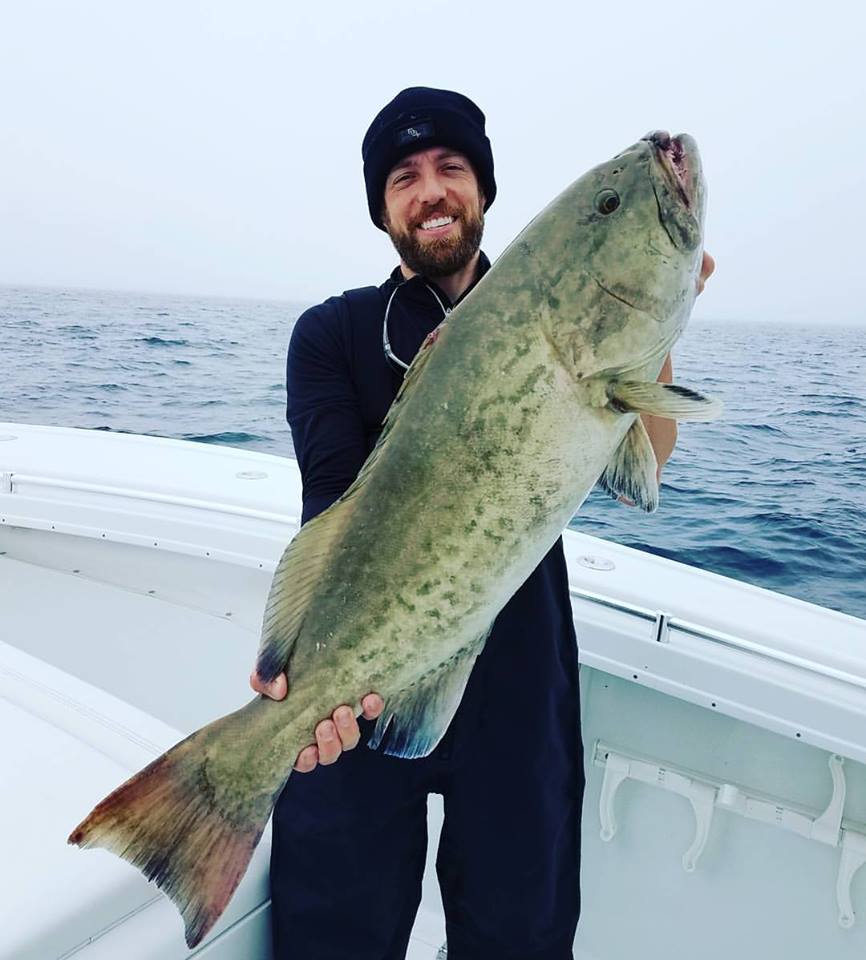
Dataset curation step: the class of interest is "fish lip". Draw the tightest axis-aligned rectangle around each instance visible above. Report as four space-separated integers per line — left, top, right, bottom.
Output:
643 132 704 252
643 130 694 210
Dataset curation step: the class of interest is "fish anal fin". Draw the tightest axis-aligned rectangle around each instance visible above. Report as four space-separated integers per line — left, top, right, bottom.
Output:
367 626 490 760
598 417 659 513
607 380 723 420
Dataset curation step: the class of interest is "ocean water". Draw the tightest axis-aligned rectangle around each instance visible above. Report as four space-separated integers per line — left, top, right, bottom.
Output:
2 285 864 620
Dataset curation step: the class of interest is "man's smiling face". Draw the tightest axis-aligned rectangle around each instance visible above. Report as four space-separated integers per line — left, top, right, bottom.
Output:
381 146 485 279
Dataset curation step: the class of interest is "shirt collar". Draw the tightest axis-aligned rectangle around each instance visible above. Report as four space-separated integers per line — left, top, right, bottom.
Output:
384 250 492 310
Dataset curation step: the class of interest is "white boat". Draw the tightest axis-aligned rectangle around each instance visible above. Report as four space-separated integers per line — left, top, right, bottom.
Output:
2 421 865 959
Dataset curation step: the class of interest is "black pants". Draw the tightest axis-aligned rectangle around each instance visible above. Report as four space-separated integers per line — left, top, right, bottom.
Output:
269 673 584 959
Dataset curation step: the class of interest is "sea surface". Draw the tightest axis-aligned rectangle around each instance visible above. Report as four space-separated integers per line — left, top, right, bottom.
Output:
2 285 864 620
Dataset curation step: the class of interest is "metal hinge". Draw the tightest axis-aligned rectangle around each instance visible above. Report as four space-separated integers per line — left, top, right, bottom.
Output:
653 610 671 643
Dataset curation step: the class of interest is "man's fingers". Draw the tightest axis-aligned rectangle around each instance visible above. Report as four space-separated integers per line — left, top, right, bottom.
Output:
333 706 361 751
293 744 319 773
315 719 342 765
361 693 385 720
249 670 288 701
282 694 387 774
697 250 715 295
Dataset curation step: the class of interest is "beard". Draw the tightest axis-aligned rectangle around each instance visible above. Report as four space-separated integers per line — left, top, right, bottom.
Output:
383 199 485 280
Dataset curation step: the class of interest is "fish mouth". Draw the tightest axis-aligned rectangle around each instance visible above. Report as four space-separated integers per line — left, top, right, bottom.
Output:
643 130 695 209
643 130 703 251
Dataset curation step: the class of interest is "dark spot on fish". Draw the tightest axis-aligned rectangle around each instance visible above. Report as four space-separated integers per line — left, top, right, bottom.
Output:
508 364 547 404
395 593 416 613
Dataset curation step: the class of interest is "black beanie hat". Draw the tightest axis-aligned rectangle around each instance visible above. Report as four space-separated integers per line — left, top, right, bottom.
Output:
362 86 496 230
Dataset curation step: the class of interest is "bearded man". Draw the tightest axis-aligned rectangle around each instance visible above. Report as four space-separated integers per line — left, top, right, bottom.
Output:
252 87 715 960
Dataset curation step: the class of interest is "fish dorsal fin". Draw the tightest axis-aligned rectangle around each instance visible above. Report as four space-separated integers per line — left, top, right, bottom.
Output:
255 499 355 682
607 380 723 420
367 624 491 759
256 320 450 682
597 416 659 512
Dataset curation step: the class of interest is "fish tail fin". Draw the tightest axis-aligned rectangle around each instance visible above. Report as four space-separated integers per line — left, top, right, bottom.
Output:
68 701 290 948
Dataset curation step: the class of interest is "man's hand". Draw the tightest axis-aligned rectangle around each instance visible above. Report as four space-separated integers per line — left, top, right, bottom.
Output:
697 250 715 295
249 671 385 773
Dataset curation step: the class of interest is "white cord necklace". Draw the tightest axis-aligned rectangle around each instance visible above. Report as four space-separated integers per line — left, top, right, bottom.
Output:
382 281 451 374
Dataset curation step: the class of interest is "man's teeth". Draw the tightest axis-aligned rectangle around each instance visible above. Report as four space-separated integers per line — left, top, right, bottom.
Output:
419 216 455 231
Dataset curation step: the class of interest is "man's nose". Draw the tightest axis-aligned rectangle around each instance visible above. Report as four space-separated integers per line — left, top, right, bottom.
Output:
415 169 447 206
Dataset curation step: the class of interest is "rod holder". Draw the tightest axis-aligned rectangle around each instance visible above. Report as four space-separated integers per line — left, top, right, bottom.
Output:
595 744 863 927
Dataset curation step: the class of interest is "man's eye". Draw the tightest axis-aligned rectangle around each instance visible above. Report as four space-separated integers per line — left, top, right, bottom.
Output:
443 163 464 172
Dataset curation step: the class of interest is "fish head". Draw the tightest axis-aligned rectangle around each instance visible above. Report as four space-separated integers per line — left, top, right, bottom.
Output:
536 131 707 381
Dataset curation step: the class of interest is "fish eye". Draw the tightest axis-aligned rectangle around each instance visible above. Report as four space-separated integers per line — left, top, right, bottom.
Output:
595 189 621 215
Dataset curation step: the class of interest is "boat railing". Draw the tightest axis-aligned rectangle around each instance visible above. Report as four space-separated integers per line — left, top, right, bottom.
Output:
0 470 297 526
3 467 865 699
569 585 866 692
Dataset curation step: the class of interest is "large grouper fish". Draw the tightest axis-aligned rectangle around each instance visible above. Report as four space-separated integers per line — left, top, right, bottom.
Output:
69 130 722 947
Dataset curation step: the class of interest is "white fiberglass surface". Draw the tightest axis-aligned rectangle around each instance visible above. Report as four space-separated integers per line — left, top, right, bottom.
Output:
574 666 866 959
0 550 259 734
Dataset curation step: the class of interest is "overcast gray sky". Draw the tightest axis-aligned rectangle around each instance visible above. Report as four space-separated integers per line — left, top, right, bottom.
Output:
2 0 864 325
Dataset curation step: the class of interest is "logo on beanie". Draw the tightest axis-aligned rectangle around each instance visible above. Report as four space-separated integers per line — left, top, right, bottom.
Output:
396 120 434 146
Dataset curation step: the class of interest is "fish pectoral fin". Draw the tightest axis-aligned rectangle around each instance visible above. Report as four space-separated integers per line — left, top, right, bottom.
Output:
607 380 723 420
597 416 659 513
255 498 354 683
367 627 492 760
